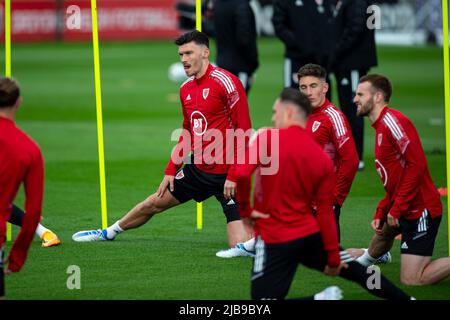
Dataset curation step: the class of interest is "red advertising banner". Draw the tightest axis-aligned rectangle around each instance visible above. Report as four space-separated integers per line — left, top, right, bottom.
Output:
0 0 180 42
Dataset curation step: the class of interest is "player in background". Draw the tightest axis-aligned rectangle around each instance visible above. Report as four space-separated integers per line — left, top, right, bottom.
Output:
271 0 333 89
327 0 378 171
227 88 413 300
72 31 253 253
8 205 60 248
0 77 43 298
297 63 358 240
212 0 259 94
349 74 450 285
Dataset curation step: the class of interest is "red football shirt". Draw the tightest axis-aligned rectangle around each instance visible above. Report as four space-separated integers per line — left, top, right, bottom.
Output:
164 64 252 215
228 126 340 267
0 117 43 272
306 99 359 206
373 107 442 221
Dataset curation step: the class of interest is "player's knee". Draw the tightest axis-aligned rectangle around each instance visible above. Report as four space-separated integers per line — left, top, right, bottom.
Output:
400 273 423 286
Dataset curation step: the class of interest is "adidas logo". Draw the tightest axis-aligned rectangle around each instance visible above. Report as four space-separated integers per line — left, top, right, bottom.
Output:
401 242 408 250
227 199 235 205
186 94 191 101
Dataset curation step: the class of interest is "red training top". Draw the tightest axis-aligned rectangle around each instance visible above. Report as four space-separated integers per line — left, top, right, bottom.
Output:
165 64 252 215
306 99 359 207
0 117 43 272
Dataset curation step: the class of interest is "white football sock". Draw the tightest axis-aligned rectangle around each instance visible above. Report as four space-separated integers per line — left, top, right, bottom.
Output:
314 291 326 300
356 248 378 267
35 224 49 238
243 238 255 251
105 221 124 239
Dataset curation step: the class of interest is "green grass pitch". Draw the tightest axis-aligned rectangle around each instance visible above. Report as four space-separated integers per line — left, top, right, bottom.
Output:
2 38 449 299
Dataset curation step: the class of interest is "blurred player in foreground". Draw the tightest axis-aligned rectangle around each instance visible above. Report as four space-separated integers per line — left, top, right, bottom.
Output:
0 78 44 298
227 88 413 299
347 74 450 285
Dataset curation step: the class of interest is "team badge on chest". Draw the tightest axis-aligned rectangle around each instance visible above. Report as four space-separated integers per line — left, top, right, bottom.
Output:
312 121 321 132
202 88 210 99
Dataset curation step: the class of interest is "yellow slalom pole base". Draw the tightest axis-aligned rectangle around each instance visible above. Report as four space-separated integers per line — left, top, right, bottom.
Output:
197 202 203 230
6 223 12 241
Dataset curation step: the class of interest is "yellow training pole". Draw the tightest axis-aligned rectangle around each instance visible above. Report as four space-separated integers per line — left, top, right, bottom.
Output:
5 0 12 241
90 0 108 229
196 0 203 230
442 0 450 256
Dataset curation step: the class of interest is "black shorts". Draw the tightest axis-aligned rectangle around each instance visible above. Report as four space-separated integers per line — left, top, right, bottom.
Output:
251 233 346 300
399 209 441 256
168 164 241 223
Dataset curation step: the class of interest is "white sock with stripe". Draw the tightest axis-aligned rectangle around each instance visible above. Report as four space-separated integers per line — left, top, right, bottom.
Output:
356 249 377 267
105 221 124 239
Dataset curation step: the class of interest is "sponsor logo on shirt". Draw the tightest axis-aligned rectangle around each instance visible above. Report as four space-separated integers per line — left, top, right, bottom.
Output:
190 110 208 136
378 133 383 146
186 94 191 101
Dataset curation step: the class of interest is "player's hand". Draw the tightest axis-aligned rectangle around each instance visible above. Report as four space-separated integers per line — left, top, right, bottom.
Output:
249 210 270 220
157 175 174 197
371 219 384 235
387 213 399 228
3 258 12 275
223 179 236 199
324 263 348 277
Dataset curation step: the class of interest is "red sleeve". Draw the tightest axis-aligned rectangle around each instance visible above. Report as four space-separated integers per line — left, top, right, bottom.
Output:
8 147 43 272
165 100 191 176
328 115 359 207
225 78 253 217
389 119 426 219
315 160 340 268
333 133 359 207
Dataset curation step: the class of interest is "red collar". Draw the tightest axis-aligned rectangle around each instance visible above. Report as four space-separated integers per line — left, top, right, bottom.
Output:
311 98 330 114
371 106 389 128
195 63 214 84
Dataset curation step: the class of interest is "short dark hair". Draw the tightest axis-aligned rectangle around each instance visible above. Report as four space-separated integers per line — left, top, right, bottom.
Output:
0 77 20 108
297 63 327 82
359 74 392 102
175 30 209 48
279 87 311 117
